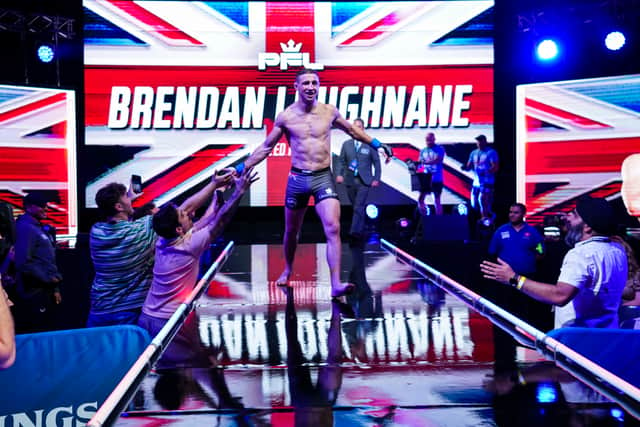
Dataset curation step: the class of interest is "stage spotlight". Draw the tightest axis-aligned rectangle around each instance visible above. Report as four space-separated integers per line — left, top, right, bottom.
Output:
605 31 625 51
365 204 379 220
456 203 468 216
536 383 558 404
37 44 55 63
396 218 410 228
610 408 624 421
536 39 559 61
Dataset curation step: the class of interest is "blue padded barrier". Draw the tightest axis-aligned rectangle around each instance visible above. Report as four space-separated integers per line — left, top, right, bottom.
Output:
0 325 150 423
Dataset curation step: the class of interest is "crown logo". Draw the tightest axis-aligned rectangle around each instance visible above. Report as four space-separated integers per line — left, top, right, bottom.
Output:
280 39 302 53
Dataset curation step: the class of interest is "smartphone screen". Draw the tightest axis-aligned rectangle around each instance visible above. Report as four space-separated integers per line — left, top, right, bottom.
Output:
131 174 142 194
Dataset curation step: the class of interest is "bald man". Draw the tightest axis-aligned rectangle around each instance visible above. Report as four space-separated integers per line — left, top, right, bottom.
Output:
621 154 640 219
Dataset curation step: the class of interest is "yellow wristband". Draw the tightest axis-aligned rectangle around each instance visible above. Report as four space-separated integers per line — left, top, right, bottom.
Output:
516 275 527 290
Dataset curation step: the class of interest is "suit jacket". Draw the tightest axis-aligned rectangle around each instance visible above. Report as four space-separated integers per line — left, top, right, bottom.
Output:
336 139 381 186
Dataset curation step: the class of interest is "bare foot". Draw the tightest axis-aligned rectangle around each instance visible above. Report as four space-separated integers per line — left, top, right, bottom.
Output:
331 282 355 298
276 270 291 287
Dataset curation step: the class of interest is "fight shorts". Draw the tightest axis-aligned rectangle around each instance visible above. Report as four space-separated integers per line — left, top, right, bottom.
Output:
285 166 339 209
417 173 443 195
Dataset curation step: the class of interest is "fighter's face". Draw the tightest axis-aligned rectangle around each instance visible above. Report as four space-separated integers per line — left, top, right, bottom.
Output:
621 154 640 218
295 72 319 103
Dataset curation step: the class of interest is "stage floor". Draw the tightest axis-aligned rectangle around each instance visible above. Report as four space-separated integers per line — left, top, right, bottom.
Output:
114 240 636 426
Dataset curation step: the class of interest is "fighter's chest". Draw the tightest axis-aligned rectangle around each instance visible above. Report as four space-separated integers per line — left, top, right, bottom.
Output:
287 111 332 137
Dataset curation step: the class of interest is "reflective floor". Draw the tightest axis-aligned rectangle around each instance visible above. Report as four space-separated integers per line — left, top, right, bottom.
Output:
116 240 637 426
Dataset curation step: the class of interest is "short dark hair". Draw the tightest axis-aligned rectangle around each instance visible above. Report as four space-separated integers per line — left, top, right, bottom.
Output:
511 202 526 214
95 183 127 217
153 204 180 239
132 202 156 220
295 68 319 82
23 193 48 209
353 118 364 126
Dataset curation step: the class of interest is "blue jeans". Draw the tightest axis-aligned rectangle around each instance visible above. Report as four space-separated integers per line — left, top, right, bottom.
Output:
86 308 141 327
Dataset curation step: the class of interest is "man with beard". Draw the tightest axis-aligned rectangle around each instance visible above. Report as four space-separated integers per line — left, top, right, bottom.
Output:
481 197 627 329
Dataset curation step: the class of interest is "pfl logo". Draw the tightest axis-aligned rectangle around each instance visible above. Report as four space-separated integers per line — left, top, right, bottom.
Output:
258 39 324 71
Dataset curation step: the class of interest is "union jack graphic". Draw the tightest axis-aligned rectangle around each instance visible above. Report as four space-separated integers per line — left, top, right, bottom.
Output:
516 74 640 225
0 85 77 236
83 1 494 209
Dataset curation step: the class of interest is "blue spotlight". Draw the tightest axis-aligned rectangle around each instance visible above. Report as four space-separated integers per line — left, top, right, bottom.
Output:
37 44 55 63
610 408 624 421
365 204 379 220
536 39 559 61
536 383 558 403
605 31 625 51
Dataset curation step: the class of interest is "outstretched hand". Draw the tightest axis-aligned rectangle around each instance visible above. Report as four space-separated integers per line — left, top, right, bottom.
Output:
213 168 234 187
379 143 394 164
233 166 259 194
480 258 515 285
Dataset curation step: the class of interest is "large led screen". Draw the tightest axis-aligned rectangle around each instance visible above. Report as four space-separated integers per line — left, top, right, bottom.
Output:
0 85 77 237
84 1 494 208
516 74 640 225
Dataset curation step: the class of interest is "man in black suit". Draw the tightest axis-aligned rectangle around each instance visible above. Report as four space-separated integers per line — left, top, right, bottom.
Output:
335 118 381 240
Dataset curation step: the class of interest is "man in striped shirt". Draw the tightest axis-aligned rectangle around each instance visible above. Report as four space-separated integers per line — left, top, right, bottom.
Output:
87 173 232 327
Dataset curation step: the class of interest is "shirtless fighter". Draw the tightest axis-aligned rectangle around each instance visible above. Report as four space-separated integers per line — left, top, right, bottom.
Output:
234 69 393 298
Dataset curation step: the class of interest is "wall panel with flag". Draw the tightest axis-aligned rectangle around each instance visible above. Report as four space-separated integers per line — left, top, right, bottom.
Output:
83 1 494 209
0 85 77 237
516 74 640 225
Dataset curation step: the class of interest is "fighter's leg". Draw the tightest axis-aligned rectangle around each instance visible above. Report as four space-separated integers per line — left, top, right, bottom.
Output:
432 181 443 215
350 184 370 236
479 186 494 220
276 206 307 286
315 197 353 297
433 192 443 215
418 191 428 214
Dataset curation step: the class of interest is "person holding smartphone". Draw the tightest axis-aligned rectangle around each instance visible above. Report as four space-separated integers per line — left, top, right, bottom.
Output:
88 172 233 327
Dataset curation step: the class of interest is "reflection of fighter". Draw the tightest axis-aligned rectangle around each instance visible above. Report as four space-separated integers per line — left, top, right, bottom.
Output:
285 288 343 427
621 153 640 219
234 69 393 298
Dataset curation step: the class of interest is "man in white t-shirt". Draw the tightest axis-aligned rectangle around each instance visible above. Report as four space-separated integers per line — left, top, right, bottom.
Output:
481 197 627 329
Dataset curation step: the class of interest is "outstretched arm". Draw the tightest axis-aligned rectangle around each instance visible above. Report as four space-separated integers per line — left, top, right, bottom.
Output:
204 168 259 241
237 120 285 173
179 170 233 215
333 114 393 160
480 258 578 306
0 288 15 369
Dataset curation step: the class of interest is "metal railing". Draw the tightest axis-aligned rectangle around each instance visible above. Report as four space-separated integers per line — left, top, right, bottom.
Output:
380 238 640 419
87 241 235 427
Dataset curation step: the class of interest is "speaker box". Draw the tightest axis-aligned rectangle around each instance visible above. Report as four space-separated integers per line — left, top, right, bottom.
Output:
421 214 470 241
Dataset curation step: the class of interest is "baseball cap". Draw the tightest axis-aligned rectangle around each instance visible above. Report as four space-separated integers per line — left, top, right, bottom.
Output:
23 193 49 208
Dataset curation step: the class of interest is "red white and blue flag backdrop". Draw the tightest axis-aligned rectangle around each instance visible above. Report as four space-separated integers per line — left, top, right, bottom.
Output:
516 74 640 225
83 1 494 208
0 85 77 236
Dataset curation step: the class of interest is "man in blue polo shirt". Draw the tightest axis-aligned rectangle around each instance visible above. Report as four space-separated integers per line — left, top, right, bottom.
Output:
487 203 544 369
489 203 544 278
